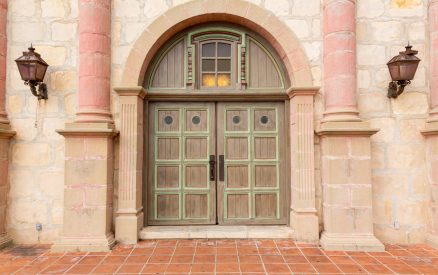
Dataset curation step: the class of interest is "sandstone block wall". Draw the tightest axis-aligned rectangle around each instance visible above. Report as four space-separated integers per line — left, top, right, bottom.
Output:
2 0 432 245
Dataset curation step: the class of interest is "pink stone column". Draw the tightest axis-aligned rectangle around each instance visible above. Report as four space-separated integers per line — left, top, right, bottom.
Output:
430 0 438 121
0 0 13 249
0 0 8 124
77 0 112 123
323 0 359 121
423 0 438 249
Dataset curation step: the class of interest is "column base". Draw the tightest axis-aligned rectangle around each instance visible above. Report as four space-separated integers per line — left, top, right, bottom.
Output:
51 233 116 253
115 210 144 245
290 211 319 243
0 233 12 249
426 234 438 249
320 232 384 252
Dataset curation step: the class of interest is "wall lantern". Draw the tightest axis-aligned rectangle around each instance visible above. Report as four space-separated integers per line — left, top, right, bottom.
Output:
387 44 420 99
15 45 49 100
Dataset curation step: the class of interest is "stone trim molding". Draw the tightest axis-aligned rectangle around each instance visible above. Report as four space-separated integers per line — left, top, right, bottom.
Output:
0 124 15 249
316 121 379 136
288 86 319 243
121 0 313 88
114 87 146 244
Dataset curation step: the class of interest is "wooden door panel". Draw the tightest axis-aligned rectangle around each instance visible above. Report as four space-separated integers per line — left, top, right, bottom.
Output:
255 193 278 218
157 194 179 219
226 165 249 188
148 102 216 225
156 166 180 188
217 102 287 225
225 137 249 160
157 138 180 160
226 109 249 132
227 194 250 219
185 137 208 159
185 194 209 219
185 165 208 188
254 165 277 187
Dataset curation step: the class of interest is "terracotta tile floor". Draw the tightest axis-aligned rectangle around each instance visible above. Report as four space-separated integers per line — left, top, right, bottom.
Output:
0 239 437 274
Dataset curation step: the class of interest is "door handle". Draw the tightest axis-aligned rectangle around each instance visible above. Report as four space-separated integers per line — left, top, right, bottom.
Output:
219 155 224 181
209 155 216 181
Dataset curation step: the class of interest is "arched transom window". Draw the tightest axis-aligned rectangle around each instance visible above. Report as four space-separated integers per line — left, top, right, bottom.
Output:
146 25 287 91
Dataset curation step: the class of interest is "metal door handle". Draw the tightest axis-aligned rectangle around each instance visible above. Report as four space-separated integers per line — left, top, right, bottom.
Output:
209 155 216 181
219 155 224 181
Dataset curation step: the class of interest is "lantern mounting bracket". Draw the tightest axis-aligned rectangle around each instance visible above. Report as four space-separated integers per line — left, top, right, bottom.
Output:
388 80 410 99
25 80 48 100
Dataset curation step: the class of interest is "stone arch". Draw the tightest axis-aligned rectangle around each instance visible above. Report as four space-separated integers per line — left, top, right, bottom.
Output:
121 0 313 88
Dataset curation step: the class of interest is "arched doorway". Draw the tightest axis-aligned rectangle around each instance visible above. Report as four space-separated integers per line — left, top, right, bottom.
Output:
114 0 318 243
144 24 290 226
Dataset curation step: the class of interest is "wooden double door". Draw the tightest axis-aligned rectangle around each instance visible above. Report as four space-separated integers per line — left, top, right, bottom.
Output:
147 102 287 225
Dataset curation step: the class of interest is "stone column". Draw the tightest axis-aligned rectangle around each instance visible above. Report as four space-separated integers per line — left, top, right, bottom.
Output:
323 0 359 122
53 0 116 252
429 0 438 123
421 0 438 249
76 0 112 123
318 0 384 251
288 87 319 243
0 0 8 124
114 87 146 244
0 0 13 249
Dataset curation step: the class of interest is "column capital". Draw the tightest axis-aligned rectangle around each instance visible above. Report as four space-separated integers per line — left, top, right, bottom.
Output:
114 86 147 98
287 86 319 99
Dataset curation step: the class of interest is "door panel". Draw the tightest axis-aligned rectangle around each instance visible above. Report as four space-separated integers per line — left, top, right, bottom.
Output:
148 102 216 225
217 102 287 225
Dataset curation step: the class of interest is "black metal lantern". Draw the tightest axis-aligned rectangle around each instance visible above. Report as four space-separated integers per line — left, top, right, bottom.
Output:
15 45 49 100
387 44 420 99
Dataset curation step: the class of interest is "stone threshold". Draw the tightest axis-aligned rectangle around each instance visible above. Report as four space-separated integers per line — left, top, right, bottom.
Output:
140 225 294 239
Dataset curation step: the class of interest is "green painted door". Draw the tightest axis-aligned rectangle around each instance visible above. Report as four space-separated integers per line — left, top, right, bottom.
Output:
216 102 287 225
147 102 216 225
147 102 287 225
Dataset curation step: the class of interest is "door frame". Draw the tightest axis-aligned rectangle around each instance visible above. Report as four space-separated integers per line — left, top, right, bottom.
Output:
142 92 291 226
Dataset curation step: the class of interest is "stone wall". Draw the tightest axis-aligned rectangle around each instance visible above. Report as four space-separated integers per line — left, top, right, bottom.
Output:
6 0 77 243
3 0 432 245
357 0 430 244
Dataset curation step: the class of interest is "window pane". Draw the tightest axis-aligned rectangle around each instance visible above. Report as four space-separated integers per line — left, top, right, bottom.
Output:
202 59 215 72
217 74 231 87
202 74 216 87
202 43 215 57
218 43 231 57
217 59 231 72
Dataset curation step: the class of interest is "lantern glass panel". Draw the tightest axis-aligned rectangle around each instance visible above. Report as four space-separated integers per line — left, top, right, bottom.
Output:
399 62 419 81
35 62 47 82
17 62 37 81
388 64 401 81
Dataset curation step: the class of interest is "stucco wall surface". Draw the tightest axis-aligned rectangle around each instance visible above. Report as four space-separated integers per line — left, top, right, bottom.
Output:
3 0 432 244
